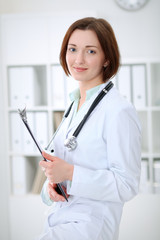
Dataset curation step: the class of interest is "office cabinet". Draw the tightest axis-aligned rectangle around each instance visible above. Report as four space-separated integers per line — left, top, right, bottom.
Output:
6 61 160 195
1 12 88 198
115 61 160 194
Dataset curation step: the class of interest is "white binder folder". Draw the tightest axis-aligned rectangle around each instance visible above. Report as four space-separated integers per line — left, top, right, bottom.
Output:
139 159 149 193
11 156 36 195
23 67 38 107
153 160 160 183
9 68 23 107
34 112 48 153
12 157 27 195
10 112 23 152
117 65 131 102
22 112 35 154
9 67 39 108
132 65 146 108
51 65 65 109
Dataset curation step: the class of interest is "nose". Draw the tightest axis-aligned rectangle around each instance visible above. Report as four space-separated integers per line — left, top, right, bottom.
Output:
75 51 85 65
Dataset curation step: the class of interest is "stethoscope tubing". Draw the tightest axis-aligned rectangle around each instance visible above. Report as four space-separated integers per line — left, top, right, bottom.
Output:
73 81 114 138
47 81 114 151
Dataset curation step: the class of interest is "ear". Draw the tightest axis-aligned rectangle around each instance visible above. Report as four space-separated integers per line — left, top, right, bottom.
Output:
103 60 109 68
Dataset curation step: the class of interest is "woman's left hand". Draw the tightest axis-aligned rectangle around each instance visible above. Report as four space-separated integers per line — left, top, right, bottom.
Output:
39 151 74 183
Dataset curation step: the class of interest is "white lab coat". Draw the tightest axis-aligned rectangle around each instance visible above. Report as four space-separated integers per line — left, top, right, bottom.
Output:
39 83 141 240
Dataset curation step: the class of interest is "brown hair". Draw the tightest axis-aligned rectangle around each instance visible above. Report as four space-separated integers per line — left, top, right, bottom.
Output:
60 17 120 82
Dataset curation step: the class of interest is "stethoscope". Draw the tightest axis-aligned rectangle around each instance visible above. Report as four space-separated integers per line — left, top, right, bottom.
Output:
47 81 114 152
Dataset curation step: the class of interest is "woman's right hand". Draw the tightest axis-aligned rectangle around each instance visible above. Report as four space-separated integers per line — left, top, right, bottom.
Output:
47 182 69 202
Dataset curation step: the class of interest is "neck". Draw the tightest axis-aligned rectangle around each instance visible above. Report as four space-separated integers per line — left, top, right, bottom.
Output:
78 80 103 100
77 80 103 110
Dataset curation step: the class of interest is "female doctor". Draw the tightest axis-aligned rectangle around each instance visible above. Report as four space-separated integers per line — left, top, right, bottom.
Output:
38 17 141 240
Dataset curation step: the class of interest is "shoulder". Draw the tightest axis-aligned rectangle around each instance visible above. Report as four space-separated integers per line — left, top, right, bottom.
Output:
103 87 141 129
104 86 133 111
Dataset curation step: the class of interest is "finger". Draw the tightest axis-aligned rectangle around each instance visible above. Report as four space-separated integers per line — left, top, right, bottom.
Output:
42 151 55 162
48 184 65 202
52 194 65 202
54 185 69 200
55 193 66 202
39 160 48 168
41 167 45 172
61 185 69 198
50 183 66 201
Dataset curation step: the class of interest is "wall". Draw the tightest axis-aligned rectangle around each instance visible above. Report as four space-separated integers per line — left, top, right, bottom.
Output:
0 17 10 240
0 0 160 59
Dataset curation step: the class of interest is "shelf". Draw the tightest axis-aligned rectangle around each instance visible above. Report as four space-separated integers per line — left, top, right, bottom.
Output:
8 106 66 112
9 152 42 157
152 112 160 152
152 153 160 158
8 106 49 112
150 107 160 111
137 111 149 153
136 107 148 111
150 63 160 107
141 153 151 158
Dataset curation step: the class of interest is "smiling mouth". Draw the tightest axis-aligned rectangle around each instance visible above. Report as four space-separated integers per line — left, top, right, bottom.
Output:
74 67 87 72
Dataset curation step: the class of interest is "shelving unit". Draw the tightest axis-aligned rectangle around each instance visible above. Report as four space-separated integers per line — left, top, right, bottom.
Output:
6 60 160 196
0 13 83 199
7 64 77 195
114 60 160 194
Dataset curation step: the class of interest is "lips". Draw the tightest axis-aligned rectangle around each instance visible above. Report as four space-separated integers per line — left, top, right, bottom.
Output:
73 67 87 72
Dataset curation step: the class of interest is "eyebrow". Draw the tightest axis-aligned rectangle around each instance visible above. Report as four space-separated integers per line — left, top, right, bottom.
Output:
68 43 98 48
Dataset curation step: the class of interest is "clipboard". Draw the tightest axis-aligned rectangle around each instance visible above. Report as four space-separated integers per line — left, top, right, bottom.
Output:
18 107 68 202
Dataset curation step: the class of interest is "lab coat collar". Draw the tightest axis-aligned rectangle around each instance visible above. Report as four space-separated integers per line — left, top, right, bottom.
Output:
65 81 111 138
69 83 104 102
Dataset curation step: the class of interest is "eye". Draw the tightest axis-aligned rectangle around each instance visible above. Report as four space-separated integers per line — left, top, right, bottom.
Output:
88 50 96 54
68 47 76 52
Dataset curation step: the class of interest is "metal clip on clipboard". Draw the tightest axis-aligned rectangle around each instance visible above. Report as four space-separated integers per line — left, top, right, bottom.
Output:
18 107 68 202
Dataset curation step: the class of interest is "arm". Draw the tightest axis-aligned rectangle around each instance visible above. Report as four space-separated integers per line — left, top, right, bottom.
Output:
68 107 141 203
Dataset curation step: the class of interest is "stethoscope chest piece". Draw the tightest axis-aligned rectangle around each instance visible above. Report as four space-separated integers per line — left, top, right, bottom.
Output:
64 136 77 151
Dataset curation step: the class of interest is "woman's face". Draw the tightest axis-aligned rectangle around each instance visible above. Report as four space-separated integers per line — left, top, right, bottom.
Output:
66 29 107 86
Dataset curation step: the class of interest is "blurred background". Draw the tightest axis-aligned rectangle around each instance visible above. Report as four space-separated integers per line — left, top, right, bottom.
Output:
0 0 160 240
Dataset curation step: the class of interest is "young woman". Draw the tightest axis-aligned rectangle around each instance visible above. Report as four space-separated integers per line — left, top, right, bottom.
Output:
38 17 141 240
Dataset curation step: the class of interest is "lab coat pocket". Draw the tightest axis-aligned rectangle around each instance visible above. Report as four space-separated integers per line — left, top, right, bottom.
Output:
48 203 91 227
47 201 105 240
66 202 105 239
